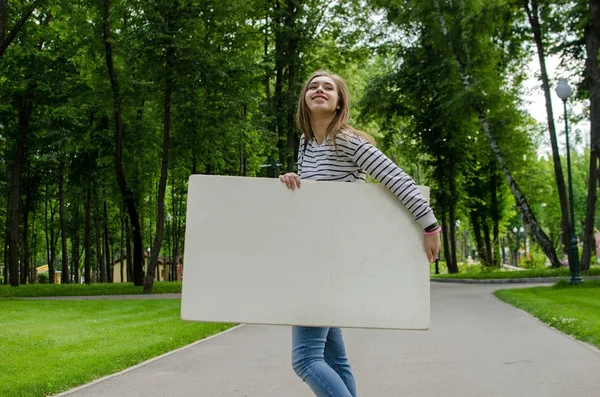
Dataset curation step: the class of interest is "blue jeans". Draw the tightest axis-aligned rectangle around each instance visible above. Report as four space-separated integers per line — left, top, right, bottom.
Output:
292 326 357 397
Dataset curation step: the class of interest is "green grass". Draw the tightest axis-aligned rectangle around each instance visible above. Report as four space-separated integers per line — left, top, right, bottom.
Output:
495 280 600 349
0 299 235 397
0 281 182 298
430 265 600 280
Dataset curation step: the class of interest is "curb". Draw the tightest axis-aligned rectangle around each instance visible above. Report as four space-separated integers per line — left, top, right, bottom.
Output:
430 276 600 284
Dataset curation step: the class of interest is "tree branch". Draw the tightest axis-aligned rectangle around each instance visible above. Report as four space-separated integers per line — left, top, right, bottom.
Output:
0 0 45 58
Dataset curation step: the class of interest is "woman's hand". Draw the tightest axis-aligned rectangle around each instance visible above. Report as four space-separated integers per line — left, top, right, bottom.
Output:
279 172 301 191
425 232 441 263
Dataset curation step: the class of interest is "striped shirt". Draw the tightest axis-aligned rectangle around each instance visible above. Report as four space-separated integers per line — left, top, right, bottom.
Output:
297 132 437 229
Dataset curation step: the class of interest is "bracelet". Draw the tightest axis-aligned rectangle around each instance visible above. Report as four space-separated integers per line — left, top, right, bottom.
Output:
424 225 442 236
424 222 439 232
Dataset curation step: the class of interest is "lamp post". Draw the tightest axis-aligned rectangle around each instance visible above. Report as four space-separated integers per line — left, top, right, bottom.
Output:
512 227 524 266
555 78 582 285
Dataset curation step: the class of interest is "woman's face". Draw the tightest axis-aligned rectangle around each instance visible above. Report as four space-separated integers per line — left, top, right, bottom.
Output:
304 76 339 116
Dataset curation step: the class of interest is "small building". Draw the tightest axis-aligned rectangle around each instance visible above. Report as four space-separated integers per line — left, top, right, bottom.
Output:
35 265 62 284
112 253 182 283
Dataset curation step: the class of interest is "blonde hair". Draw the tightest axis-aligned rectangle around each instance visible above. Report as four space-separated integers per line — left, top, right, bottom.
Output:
296 70 376 147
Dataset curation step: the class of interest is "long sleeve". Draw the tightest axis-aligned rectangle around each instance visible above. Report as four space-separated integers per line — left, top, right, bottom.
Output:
337 134 437 229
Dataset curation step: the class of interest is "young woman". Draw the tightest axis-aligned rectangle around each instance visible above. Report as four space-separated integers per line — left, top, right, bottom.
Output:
279 70 441 397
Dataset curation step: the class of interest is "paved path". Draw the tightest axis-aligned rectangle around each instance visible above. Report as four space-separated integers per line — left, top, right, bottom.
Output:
57 283 600 397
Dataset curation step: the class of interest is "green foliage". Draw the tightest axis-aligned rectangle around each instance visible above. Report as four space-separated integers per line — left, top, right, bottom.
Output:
432 265 600 279
495 281 600 349
0 281 182 298
519 246 548 270
36 273 49 284
0 0 597 287
0 299 235 397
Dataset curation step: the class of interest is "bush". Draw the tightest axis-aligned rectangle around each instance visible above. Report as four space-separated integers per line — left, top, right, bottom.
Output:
37 273 49 284
430 260 470 274
520 247 547 270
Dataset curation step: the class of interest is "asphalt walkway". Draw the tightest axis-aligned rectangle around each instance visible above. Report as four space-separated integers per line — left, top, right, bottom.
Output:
56 283 600 397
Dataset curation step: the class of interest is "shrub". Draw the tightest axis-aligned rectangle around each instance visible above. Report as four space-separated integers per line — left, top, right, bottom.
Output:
520 247 547 270
37 273 49 284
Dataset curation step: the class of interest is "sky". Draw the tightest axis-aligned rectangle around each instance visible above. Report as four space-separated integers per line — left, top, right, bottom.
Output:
521 54 590 157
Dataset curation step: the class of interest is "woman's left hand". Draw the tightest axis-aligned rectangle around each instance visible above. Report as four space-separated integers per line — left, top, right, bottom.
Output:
425 232 441 263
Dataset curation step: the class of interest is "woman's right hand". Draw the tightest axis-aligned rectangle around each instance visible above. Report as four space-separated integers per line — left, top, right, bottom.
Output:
279 172 301 191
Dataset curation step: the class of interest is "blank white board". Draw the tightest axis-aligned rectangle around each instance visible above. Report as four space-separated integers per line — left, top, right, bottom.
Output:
181 175 430 330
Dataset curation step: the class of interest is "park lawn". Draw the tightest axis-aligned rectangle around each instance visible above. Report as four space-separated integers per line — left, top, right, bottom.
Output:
495 280 600 349
0 299 235 397
0 281 182 298
431 266 600 280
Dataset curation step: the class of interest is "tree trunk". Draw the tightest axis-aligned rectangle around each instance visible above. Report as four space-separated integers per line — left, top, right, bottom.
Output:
490 168 501 266
264 14 272 115
582 0 600 269
470 212 486 264
30 210 36 282
84 182 92 284
524 0 571 257
103 194 112 282
483 222 493 266
9 92 32 286
285 0 298 172
22 197 29 285
126 219 132 282
95 194 106 283
581 150 597 271
441 214 454 271
174 184 183 279
434 0 562 268
72 205 80 284
166 215 172 281
49 210 56 284
144 6 176 293
59 162 70 284
3 198 9 284
103 0 144 286
436 153 458 273
21 164 34 285
171 180 178 281
448 159 459 270
120 208 125 282
45 185 50 283
274 0 286 167
588 0 600 183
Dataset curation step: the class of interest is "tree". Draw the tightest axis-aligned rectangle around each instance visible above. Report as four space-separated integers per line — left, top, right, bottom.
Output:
144 0 178 294
431 0 561 267
523 0 572 256
102 0 144 286
581 0 600 270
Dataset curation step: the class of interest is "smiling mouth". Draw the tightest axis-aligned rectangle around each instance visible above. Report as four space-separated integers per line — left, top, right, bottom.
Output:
312 95 328 101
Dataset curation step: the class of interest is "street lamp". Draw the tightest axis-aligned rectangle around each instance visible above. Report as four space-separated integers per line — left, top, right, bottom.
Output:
555 78 582 285
512 226 525 266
